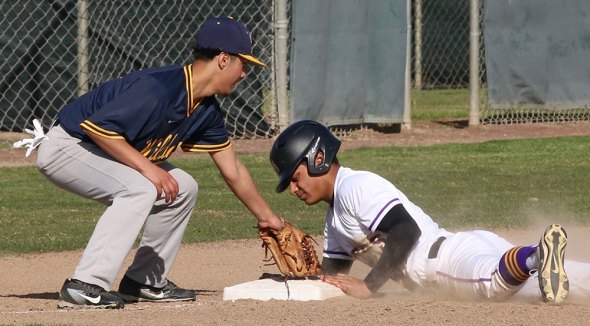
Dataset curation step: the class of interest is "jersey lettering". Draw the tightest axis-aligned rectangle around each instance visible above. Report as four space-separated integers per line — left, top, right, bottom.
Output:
142 134 179 162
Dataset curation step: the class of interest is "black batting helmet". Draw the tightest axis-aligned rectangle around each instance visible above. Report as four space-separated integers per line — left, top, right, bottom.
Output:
270 120 341 193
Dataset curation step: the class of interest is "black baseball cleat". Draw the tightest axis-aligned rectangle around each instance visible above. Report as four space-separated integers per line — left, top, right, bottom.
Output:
57 279 124 309
117 275 196 303
538 224 569 304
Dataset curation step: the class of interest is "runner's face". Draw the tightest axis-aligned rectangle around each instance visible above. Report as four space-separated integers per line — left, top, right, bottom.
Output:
289 163 324 205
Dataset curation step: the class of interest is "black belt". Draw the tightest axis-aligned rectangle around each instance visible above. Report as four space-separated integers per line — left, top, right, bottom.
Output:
428 236 447 259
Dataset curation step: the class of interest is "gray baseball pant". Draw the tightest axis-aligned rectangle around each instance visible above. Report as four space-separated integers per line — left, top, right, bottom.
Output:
36 125 198 290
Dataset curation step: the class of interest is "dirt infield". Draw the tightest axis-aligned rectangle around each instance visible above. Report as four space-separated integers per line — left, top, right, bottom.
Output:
1 228 589 326
1 121 590 325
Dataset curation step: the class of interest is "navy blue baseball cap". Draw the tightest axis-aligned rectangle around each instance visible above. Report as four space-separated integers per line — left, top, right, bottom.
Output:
194 16 266 67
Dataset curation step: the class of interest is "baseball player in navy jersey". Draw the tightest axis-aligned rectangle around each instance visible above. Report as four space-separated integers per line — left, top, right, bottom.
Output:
269 120 590 303
27 17 283 309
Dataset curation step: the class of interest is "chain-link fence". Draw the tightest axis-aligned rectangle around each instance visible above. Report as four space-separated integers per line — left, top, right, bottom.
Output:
411 0 590 125
0 0 279 138
412 0 471 89
3 0 589 137
479 0 590 124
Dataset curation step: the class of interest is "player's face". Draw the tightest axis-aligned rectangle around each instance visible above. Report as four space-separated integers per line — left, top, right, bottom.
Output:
218 54 247 96
288 163 327 205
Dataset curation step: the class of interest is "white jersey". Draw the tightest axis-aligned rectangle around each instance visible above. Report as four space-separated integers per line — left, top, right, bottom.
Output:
322 167 590 300
323 166 451 285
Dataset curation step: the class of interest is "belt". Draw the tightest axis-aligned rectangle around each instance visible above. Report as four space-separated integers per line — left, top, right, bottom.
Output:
428 236 447 259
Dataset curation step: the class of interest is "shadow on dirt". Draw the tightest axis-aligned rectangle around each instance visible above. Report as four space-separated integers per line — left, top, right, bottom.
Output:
1 289 219 300
435 119 469 129
1 292 58 300
195 289 220 296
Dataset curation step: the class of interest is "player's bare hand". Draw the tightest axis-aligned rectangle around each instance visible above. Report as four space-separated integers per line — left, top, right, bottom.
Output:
322 274 373 299
257 215 284 231
142 165 179 203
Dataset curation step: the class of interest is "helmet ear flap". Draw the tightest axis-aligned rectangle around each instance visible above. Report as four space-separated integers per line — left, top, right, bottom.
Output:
306 149 323 175
306 137 339 175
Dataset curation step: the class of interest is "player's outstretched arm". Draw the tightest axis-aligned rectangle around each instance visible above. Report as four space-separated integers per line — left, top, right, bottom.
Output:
210 148 283 230
364 204 421 293
324 207 420 298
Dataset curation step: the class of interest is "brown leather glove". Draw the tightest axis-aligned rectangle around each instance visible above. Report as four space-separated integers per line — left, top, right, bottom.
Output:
259 219 323 277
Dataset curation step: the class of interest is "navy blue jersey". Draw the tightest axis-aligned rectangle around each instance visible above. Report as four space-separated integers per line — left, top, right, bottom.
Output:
57 64 230 162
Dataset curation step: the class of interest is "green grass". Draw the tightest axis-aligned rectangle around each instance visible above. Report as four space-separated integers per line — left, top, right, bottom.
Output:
410 88 486 121
343 138 590 229
1 136 589 255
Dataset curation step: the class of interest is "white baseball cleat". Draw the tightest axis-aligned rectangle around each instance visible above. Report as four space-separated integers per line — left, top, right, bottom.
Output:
538 224 569 303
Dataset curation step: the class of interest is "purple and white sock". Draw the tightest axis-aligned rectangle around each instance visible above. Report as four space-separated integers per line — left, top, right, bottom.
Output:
498 245 538 286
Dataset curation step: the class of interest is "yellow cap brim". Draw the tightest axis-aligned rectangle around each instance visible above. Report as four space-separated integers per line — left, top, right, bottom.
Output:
239 54 267 67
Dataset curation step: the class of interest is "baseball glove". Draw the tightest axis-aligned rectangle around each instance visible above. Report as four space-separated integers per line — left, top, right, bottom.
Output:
259 219 323 277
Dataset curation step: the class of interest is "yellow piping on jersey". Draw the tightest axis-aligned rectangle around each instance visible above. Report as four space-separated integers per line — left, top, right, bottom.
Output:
181 140 232 152
184 64 204 115
184 64 193 116
80 120 125 140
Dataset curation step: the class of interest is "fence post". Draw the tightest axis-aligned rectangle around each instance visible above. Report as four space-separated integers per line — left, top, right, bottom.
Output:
413 0 423 89
469 0 481 126
76 0 90 96
275 0 290 131
403 0 412 129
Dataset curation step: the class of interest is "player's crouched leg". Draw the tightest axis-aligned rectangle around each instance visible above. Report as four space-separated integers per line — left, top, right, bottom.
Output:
118 165 198 303
172 167 199 207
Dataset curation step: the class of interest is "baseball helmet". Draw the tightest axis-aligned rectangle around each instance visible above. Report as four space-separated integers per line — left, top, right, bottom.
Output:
270 120 341 193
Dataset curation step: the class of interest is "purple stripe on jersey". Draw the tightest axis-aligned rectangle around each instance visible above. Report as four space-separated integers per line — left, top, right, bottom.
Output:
323 249 351 257
369 198 400 230
436 271 492 283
